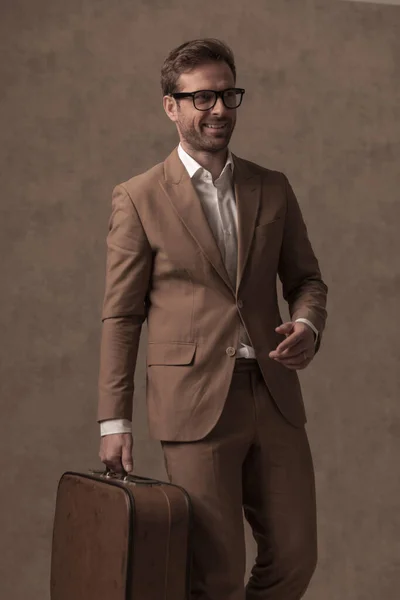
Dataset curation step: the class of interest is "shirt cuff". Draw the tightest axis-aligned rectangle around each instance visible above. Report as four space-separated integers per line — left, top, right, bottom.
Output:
295 318 319 347
100 419 132 436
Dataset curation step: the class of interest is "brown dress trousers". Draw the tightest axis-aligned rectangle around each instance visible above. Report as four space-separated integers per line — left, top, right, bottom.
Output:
162 358 317 600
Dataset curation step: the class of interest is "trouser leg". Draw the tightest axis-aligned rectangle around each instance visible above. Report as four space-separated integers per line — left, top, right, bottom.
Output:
161 365 256 600
243 368 318 600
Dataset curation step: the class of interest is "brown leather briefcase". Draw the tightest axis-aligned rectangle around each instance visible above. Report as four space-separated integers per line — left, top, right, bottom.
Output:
50 470 193 600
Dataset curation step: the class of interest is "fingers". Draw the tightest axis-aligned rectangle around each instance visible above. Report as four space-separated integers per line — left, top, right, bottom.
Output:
270 342 314 370
121 442 134 473
103 451 125 474
99 433 134 474
274 322 314 355
273 352 311 370
272 333 302 355
269 340 305 360
275 322 295 335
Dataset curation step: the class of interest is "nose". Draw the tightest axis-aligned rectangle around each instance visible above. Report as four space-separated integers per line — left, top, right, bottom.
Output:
211 96 229 115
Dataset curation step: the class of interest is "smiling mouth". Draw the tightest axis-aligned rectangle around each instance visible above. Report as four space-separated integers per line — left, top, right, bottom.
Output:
203 123 228 130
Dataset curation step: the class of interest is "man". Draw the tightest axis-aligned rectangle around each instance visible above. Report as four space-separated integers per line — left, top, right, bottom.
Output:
98 38 328 600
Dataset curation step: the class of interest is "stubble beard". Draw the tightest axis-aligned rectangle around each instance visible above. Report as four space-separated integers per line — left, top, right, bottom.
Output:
180 120 232 154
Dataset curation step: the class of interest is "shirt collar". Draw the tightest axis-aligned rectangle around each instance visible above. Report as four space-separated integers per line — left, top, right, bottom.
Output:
178 142 234 181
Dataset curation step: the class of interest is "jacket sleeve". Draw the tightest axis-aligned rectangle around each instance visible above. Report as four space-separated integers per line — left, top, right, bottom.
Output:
278 174 328 354
97 184 153 422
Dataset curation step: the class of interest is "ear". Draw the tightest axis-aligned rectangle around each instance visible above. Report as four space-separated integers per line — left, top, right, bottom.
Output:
163 95 178 123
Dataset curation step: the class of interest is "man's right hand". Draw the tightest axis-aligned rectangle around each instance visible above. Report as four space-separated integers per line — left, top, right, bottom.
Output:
99 433 134 474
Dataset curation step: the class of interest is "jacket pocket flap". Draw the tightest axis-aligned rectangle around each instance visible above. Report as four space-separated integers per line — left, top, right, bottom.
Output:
255 217 282 236
147 342 197 366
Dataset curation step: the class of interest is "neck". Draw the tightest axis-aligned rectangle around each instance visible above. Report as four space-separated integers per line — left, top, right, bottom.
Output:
181 142 228 180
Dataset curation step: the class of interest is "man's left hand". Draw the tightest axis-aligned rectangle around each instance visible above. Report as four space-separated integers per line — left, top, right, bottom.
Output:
269 321 315 370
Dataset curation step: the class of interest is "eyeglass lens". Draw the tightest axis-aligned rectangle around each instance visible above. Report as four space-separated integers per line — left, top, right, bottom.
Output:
194 89 242 110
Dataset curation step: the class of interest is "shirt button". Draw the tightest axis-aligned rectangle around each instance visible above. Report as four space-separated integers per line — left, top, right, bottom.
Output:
237 300 243 309
226 347 236 357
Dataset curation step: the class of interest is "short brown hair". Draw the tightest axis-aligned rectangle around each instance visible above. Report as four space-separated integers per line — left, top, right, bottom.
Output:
160 38 236 98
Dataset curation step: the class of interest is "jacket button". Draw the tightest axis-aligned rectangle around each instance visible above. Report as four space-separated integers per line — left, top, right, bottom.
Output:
226 347 236 357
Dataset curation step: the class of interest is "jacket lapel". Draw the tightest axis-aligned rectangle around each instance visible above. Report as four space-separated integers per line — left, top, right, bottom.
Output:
160 146 261 296
233 156 261 294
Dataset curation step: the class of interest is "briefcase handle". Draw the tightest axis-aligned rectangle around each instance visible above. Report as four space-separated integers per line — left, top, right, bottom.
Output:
89 468 162 486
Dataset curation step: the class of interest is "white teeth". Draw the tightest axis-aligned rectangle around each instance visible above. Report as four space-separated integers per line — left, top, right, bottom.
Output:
205 124 226 129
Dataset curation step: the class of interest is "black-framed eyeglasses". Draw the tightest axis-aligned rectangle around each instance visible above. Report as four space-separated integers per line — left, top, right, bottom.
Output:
170 88 245 111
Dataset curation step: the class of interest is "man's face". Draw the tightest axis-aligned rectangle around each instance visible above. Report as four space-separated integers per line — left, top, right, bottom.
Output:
163 61 237 154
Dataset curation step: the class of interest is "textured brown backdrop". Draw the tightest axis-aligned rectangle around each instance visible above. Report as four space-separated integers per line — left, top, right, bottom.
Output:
1 0 399 598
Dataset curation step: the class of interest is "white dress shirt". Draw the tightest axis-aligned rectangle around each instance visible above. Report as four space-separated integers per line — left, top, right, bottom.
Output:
100 143 318 436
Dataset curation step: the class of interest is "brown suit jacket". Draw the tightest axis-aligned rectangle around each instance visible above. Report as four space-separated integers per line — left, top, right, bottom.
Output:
98 145 328 441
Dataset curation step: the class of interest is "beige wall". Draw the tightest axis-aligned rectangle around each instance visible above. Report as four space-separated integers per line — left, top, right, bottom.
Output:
1 0 399 598
343 0 400 6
